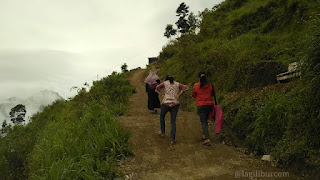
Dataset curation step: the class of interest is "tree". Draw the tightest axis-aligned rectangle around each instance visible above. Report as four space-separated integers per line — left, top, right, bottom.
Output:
188 12 199 31
121 63 128 73
163 2 198 38
2 120 7 128
176 16 190 34
9 104 26 125
176 2 189 17
1 120 7 134
164 24 177 38
175 2 190 34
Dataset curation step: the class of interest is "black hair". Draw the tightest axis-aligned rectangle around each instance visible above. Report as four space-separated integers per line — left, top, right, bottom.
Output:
165 74 174 84
198 71 205 78
198 71 207 88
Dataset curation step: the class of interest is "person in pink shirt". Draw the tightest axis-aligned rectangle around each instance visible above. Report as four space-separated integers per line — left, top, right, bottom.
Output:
156 75 189 145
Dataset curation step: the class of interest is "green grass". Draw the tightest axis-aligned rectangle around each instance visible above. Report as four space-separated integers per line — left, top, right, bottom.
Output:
28 101 131 179
157 0 320 176
0 72 135 179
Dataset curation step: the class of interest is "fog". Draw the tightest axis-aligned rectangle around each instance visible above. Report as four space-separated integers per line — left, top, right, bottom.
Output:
0 0 224 101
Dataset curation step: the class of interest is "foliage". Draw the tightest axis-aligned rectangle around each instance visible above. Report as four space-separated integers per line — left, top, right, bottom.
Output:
176 2 189 17
164 24 177 39
158 0 320 175
248 93 293 154
9 104 26 125
158 0 318 95
175 16 190 34
163 2 200 38
272 12 320 172
0 73 135 179
175 2 190 34
121 63 128 73
2 120 7 128
188 12 199 32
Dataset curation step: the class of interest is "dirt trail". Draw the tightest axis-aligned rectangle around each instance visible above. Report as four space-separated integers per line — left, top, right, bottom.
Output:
117 69 299 180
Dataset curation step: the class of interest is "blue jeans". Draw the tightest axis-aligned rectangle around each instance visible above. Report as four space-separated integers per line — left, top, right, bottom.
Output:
160 104 180 141
197 105 214 139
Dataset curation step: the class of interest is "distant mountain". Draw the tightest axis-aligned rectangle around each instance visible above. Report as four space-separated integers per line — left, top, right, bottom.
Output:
0 90 64 126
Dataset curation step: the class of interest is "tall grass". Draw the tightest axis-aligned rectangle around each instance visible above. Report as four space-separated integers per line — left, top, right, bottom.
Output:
28 101 131 179
0 72 135 179
222 10 320 174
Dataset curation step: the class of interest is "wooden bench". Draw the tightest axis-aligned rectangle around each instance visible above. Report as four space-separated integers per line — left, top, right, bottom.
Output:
276 62 301 83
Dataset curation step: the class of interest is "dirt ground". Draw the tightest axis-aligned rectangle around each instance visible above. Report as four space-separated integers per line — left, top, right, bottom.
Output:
117 69 300 180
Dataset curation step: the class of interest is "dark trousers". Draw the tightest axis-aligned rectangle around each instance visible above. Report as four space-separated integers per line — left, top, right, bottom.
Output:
197 105 214 139
160 104 180 141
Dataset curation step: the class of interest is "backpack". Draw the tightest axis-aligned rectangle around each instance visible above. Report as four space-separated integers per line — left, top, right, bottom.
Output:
149 80 158 89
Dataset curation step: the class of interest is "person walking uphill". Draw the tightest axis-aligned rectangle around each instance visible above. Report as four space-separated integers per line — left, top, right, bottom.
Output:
155 75 189 145
145 70 161 114
192 71 216 146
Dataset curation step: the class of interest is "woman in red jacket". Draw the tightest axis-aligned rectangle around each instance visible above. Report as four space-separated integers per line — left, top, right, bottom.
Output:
192 71 216 145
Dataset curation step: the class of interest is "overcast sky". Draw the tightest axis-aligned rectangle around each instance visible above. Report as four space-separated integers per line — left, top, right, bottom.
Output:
0 0 224 101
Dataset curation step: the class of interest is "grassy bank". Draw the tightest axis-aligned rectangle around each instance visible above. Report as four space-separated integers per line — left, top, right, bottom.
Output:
154 0 320 176
0 72 135 179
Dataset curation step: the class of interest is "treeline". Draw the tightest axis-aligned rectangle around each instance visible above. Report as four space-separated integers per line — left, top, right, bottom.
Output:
156 0 320 176
0 72 135 179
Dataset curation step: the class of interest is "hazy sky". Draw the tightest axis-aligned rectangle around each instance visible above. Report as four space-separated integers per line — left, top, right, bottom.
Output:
0 0 224 101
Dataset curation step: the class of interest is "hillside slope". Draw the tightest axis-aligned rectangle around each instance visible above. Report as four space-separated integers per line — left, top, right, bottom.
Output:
156 0 320 177
159 0 319 91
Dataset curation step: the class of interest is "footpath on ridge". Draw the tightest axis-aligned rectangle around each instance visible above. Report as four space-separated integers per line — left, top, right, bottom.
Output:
117 69 298 180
